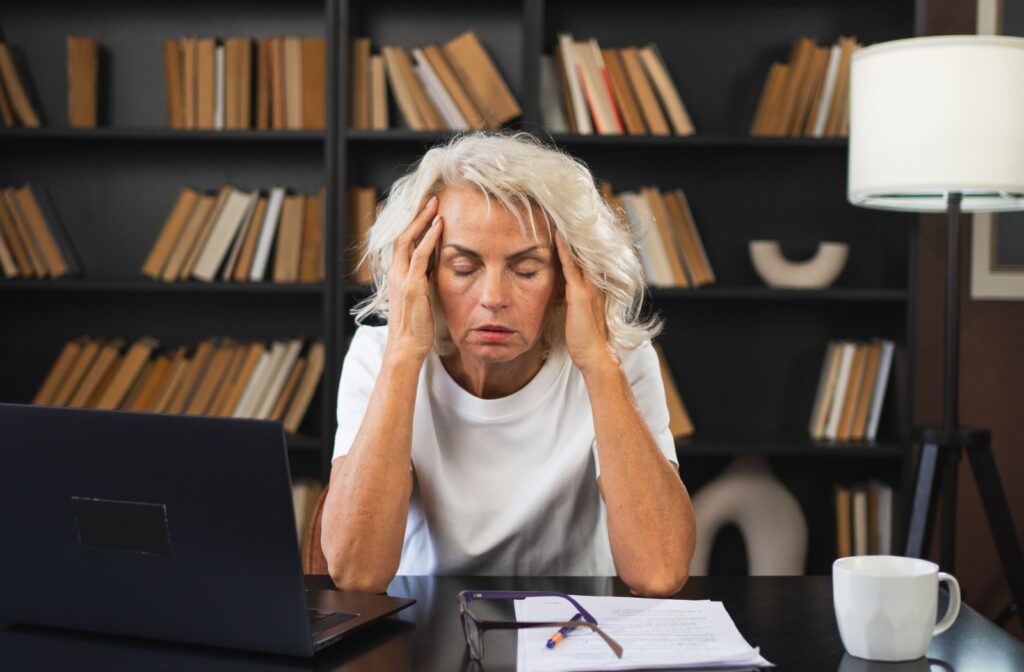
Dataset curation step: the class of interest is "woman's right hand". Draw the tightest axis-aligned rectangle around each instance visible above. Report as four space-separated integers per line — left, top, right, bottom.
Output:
384 195 444 363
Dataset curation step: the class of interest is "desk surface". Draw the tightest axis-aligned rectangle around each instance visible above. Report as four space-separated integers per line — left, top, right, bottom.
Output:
1 576 1021 671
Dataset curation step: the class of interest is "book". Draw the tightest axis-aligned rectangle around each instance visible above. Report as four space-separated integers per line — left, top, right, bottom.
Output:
196 38 216 130
254 338 303 419
125 350 175 412
68 338 125 408
33 338 85 406
348 186 378 283
94 336 159 410
283 341 325 434
192 188 258 281
382 46 426 130
232 195 268 282
835 484 852 558
654 343 694 439
810 44 842 138
270 357 305 422
2 187 47 276
181 38 197 129
620 46 669 136
412 47 469 130
663 189 714 286
185 339 237 415
836 342 868 441
250 186 286 281
67 36 98 128
602 48 646 135
161 193 216 281
214 42 225 130
557 33 591 135
166 339 218 414
869 479 893 554
299 189 324 283
143 188 199 279
850 340 883 441
256 38 271 130
273 193 306 283
284 37 304 130
301 38 326 130
637 44 694 136
642 187 688 286
539 54 569 133
422 45 483 130
572 39 621 135
369 54 388 130
443 31 520 129
808 341 840 439
15 185 72 277
349 37 371 129
824 341 856 441
0 43 41 127
0 193 33 276
180 185 232 279
865 339 894 441
852 486 869 556
211 342 265 417
220 190 261 281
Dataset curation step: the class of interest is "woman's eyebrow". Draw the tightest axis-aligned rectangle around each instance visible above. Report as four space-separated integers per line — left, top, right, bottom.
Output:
443 244 548 261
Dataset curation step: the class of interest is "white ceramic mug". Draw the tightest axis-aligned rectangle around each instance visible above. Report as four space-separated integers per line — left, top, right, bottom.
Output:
833 555 960 662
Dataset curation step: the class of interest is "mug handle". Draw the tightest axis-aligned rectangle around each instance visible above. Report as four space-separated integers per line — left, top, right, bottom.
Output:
934 572 961 636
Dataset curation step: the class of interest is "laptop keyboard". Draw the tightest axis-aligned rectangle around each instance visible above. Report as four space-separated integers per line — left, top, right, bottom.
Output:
308 608 359 632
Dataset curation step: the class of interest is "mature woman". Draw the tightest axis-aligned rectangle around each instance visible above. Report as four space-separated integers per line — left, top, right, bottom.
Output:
322 131 695 597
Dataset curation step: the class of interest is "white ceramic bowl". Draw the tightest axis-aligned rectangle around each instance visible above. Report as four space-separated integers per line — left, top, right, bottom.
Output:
748 240 849 289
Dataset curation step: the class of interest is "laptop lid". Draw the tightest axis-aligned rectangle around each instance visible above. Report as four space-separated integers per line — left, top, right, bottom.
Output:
0 403 410 658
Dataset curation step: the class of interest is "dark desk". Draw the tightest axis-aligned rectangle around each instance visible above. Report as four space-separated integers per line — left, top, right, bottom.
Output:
1 576 1021 671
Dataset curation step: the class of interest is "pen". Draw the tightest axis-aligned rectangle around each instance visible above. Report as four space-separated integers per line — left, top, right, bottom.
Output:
546 613 584 649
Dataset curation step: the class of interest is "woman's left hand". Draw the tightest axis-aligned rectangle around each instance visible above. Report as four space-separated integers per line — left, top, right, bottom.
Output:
553 228 617 376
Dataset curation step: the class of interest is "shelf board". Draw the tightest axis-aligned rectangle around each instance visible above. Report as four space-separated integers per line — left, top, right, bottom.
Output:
0 128 325 142
345 129 847 149
0 278 324 294
675 436 906 458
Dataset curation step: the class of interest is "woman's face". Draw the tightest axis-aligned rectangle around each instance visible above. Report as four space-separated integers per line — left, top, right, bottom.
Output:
434 187 560 366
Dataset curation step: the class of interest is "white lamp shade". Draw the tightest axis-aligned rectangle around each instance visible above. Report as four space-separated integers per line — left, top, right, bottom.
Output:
848 35 1024 213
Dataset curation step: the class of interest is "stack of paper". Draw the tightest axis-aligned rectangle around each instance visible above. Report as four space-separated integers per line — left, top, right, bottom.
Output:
514 595 772 671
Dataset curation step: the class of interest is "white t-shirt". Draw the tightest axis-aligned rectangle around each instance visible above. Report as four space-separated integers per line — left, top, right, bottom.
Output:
332 324 678 576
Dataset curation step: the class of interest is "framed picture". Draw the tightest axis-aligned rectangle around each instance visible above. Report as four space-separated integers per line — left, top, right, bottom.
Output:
971 212 1024 300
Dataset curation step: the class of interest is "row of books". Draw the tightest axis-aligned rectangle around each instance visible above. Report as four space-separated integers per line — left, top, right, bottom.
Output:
750 36 863 138
0 183 81 279
162 36 326 131
33 335 324 435
348 31 520 132
142 185 325 284
604 184 714 288
809 338 894 443
835 480 893 558
544 35 694 136
0 42 40 128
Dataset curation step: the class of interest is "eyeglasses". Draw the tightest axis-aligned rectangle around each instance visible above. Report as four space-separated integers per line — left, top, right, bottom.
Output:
458 590 623 662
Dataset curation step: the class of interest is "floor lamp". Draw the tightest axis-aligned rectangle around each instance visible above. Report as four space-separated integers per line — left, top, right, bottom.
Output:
847 35 1024 631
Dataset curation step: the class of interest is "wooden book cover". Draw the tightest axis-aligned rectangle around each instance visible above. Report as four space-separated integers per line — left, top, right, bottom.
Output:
395 47 444 130
195 38 216 130
67 36 98 128
348 186 377 283
162 39 184 129
301 38 325 130
835 484 852 558
750 62 782 136
791 45 829 137
825 37 855 137
637 44 694 136
238 38 252 129
653 343 694 439
255 339 303 420
283 341 324 434
213 342 265 417
14 185 68 277
180 185 232 280
836 342 868 441
422 44 484 130
299 189 323 283
553 41 580 134
185 340 238 415
181 38 197 129
443 30 520 129
602 48 645 135
349 37 371 129
68 338 125 408
233 195 268 282
166 339 217 414
757 64 790 138
142 187 199 279
619 47 668 136
0 194 32 275
283 37 303 130
192 188 258 282
221 189 261 281
33 338 84 405
382 46 425 130
273 193 306 283
2 188 46 277
851 340 883 441
125 351 172 412
256 38 271 130
95 336 159 410
0 43 41 127
771 37 815 136
223 38 241 129
161 193 214 282
664 190 710 286
642 187 688 287
369 54 388 130
271 37 287 130
270 356 305 421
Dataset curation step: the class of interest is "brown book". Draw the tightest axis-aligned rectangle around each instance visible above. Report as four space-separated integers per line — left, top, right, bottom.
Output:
349 37 371 129
125 351 173 412
838 42 861 137
757 64 791 138
750 62 783 136
602 48 645 135
397 46 445 130
381 46 425 130
68 338 125 408
837 342 868 441
165 339 217 414
271 37 286 130
771 37 815 136
348 186 378 283
642 187 688 287
185 340 238 415
301 38 326 130
180 185 232 280
283 341 324 434
85 351 124 408
212 342 265 417
67 36 98 128
619 47 669 136
664 190 713 286
0 214 17 277
0 66 14 126
223 38 243 129
369 54 388 130
95 336 159 410
2 188 46 277
143 188 199 279
52 338 101 406
653 343 694 438
150 347 190 413
825 37 856 137
33 338 84 405
233 195 268 282
299 189 324 283
867 484 880 555
162 39 184 129
181 38 197 129
220 190 261 281
792 46 830 137
836 484 852 558
161 193 214 281
422 44 485 130
14 185 69 277
270 356 305 422
284 37 304 130
195 38 216 130
273 193 306 283
637 44 694 136
256 38 271 130
120 359 154 410
0 43 41 127
443 31 519 129
851 340 883 441
0 194 32 276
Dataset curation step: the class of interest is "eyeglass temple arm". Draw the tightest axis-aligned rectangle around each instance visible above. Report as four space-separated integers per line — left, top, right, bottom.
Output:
482 620 624 659
459 591 598 624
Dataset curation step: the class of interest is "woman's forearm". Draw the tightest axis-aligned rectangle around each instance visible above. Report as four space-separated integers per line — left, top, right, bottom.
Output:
584 355 696 597
322 348 422 592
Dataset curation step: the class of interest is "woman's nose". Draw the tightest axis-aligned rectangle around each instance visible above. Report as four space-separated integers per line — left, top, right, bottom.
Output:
479 269 509 309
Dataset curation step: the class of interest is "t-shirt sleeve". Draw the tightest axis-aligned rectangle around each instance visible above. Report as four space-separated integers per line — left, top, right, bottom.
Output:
332 325 388 463
593 339 679 478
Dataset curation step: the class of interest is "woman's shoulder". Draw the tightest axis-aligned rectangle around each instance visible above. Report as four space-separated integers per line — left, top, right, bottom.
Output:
616 339 660 383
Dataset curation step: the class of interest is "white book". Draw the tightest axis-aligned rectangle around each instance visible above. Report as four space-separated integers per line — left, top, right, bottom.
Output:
811 44 841 138
411 48 468 130
824 341 856 440
231 349 271 418
250 186 286 281
808 341 839 437
221 191 261 281
254 338 303 419
245 340 288 419
866 339 895 441
214 43 225 131
557 32 592 135
539 54 568 133
871 480 893 555
852 487 869 556
629 190 674 287
191 188 258 281
618 194 657 286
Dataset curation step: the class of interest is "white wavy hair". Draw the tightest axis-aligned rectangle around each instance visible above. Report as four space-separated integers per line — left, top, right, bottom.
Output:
352 130 661 353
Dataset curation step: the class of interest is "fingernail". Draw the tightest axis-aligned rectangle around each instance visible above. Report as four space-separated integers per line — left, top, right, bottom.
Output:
431 215 441 227
428 195 438 208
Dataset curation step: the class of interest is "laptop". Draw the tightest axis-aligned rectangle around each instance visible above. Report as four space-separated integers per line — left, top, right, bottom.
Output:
0 403 415 658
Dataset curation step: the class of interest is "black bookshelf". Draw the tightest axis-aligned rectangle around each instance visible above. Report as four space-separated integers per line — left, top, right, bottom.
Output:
1 0 921 574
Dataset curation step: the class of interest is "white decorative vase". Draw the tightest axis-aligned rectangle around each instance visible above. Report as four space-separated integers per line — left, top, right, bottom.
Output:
690 455 808 576
749 240 849 289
